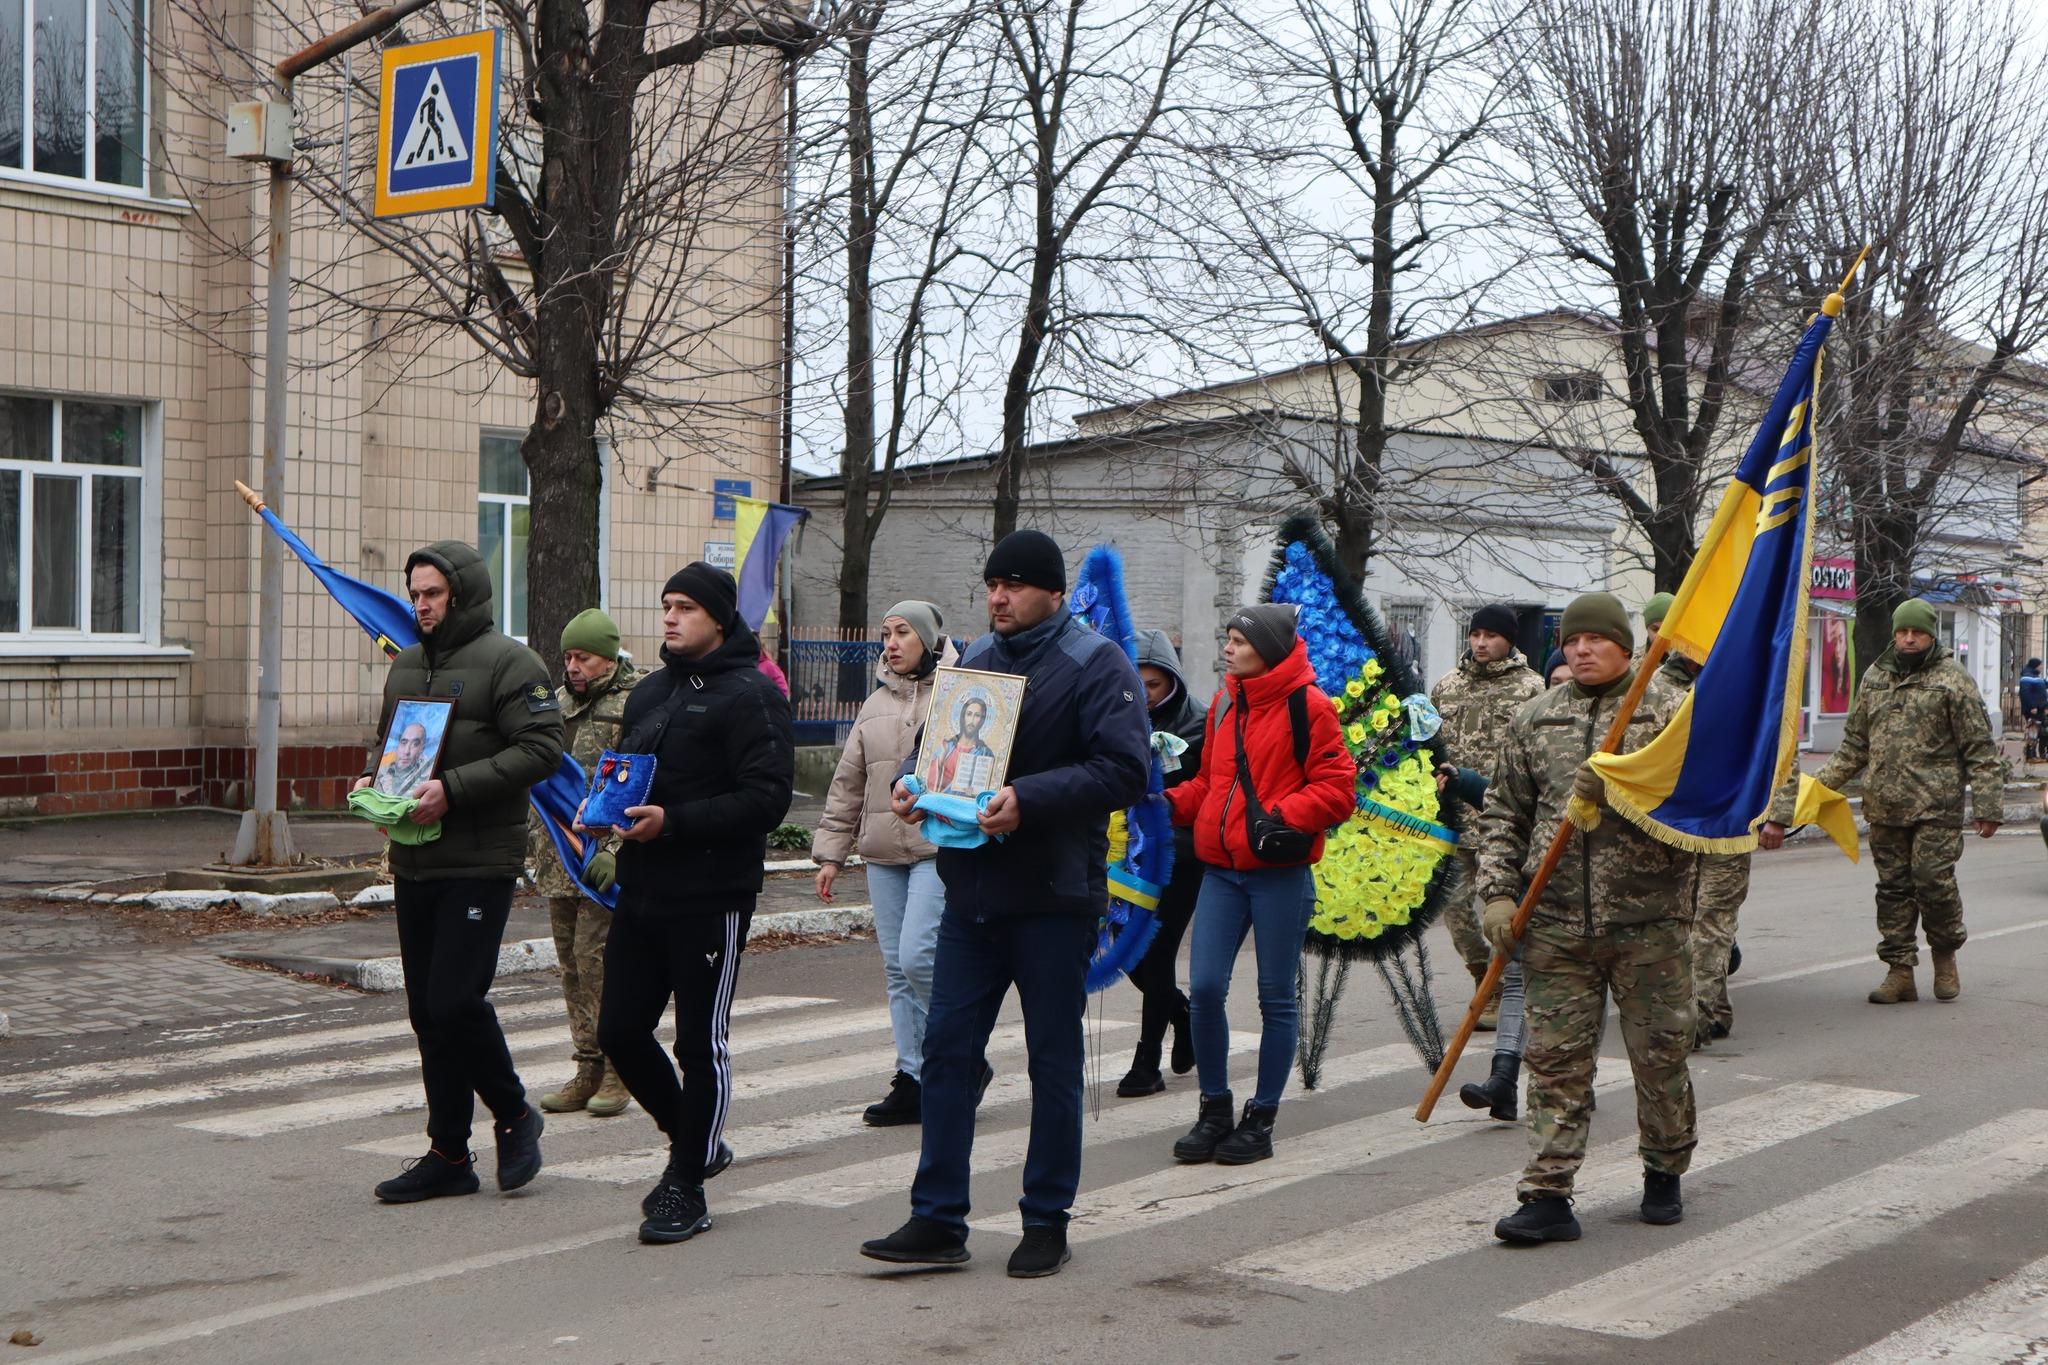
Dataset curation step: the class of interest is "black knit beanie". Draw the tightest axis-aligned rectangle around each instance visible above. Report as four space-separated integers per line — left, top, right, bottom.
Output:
983 530 1066 592
1469 603 1518 642
663 562 739 632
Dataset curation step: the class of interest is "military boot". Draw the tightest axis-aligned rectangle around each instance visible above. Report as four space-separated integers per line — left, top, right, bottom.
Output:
585 1065 633 1117
1494 1196 1581 1244
1932 950 1960 1001
539 1060 603 1114
1868 964 1918 1004
1640 1170 1683 1225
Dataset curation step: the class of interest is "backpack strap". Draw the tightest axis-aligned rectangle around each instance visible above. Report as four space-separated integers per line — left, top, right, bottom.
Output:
1288 685 1310 767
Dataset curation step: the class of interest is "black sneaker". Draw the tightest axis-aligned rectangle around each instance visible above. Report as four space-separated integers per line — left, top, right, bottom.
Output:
864 1072 923 1127
643 1141 736 1216
1494 1195 1582 1244
494 1107 544 1191
374 1149 479 1204
1006 1225 1071 1278
639 1182 711 1244
1641 1170 1683 1225
860 1216 970 1266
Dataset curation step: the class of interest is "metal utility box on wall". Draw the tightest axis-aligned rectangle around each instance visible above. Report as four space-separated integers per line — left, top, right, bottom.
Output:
226 101 295 162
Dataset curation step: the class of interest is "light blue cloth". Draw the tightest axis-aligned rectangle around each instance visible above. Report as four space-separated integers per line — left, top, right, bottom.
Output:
866 860 945 1080
898 776 1001 850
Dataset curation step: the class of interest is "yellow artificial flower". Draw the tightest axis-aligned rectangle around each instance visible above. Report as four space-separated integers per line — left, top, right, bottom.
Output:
1346 722 1368 745
1345 678 1366 698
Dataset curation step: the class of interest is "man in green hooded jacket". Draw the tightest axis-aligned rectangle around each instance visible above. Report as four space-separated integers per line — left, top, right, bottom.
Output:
356 539 564 1205
1763 597 2001 1004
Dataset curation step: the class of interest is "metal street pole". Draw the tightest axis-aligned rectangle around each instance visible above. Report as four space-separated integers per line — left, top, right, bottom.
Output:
228 0 439 866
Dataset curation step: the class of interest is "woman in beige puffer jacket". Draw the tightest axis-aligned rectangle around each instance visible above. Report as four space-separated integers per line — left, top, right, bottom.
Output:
813 601 956 1127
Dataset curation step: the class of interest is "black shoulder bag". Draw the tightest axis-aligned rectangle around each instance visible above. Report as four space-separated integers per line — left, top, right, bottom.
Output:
1233 687 1315 864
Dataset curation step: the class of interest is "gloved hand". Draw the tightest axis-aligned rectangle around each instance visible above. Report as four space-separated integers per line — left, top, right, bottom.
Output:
1572 762 1604 805
583 850 617 894
1482 897 1520 954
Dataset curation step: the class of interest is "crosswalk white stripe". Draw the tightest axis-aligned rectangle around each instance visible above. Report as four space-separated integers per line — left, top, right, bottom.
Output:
1505 1109 2048 1339
182 1019 1126 1139
739 1030 1285 1208
31 998 885 1119
982 1061 1638 1245
1731 917 2048 992
1832 1250 2048 1364
1225 1080 1913 1293
0 995 832 1100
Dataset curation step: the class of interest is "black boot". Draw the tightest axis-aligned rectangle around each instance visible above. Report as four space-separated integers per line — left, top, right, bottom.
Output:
1458 1052 1520 1122
1641 1170 1683 1225
864 1071 922 1127
860 1216 970 1266
1494 1195 1581 1244
1213 1101 1277 1165
493 1107 543 1191
1117 1040 1166 1097
1171 1092 1235 1163
374 1148 479 1204
1168 997 1194 1076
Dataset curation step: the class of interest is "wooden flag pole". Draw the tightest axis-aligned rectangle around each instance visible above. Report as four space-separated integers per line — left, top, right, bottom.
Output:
1414 633 1672 1122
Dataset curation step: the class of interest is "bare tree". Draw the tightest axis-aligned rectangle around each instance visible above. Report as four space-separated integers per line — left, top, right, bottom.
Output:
1491 0 1831 590
152 0 834 672
981 0 1219 542
796 1 999 630
1794 0 2048 671
1188 0 1521 576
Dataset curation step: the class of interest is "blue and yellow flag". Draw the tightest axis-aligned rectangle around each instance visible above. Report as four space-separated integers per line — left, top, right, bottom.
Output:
1588 296 1858 861
731 495 808 630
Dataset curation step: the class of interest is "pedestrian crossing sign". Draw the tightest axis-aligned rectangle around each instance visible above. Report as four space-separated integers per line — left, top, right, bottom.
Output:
373 29 500 219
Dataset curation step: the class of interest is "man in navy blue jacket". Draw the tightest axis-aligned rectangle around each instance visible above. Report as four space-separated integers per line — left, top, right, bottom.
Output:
860 529 1151 1278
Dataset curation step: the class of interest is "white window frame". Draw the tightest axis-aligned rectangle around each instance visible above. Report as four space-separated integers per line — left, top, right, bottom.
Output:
0 390 160 652
478 427 609 644
3 0 155 198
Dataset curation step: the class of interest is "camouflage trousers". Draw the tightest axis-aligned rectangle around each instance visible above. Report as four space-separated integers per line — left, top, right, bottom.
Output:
1867 822 1968 967
548 896 609 1066
1518 918 1697 1201
1690 852 1751 1036
1443 851 1492 974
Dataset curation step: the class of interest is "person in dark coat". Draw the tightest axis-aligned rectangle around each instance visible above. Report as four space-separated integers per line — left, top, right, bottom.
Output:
860 530 1151 1279
1113 628 1208 1097
586 563 795 1246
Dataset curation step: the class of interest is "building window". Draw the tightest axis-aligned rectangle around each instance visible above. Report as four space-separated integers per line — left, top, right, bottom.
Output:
1539 372 1605 404
2 0 149 189
0 392 146 639
478 432 530 639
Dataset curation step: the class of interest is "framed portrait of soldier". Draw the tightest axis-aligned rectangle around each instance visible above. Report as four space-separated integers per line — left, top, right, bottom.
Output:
374 697 455 797
915 667 1026 798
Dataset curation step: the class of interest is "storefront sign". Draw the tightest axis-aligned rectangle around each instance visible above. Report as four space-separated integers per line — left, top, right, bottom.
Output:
1811 556 1856 601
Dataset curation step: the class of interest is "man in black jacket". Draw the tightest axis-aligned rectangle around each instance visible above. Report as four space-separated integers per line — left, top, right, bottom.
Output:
358 540 563 1205
588 563 795 1246
860 529 1151 1278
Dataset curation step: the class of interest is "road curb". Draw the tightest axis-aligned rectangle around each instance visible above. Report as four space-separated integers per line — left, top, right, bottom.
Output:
226 903 876 992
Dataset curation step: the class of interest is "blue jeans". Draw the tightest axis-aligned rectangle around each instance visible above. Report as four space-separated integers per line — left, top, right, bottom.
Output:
1188 864 1315 1108
910 907 1094 1238
865 860 945 1080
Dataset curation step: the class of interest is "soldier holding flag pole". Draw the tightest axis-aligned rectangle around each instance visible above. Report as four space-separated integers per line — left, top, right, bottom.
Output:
1415 255 1871 1246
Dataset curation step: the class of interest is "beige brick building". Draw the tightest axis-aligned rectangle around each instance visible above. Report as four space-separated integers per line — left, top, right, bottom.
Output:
0 3 786 817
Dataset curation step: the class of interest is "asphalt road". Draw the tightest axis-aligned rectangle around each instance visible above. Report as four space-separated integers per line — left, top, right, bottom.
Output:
5 834 2047 1364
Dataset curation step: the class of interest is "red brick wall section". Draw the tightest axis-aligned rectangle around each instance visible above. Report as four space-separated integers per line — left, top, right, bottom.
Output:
0 746 367 817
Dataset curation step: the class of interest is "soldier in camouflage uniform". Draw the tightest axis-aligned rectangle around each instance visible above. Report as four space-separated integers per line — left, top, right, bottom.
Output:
531 608 640 1116
1430 604 1545 1032
1645 596 1751 1049
1763 598 2001 1005
1478 592 1698 1243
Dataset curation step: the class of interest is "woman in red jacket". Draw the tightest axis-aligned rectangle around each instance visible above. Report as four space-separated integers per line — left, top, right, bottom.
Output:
1164 603 1357 1165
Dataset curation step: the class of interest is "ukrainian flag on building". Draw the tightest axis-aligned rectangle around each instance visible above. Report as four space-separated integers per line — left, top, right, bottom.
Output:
1587 291 1859 860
